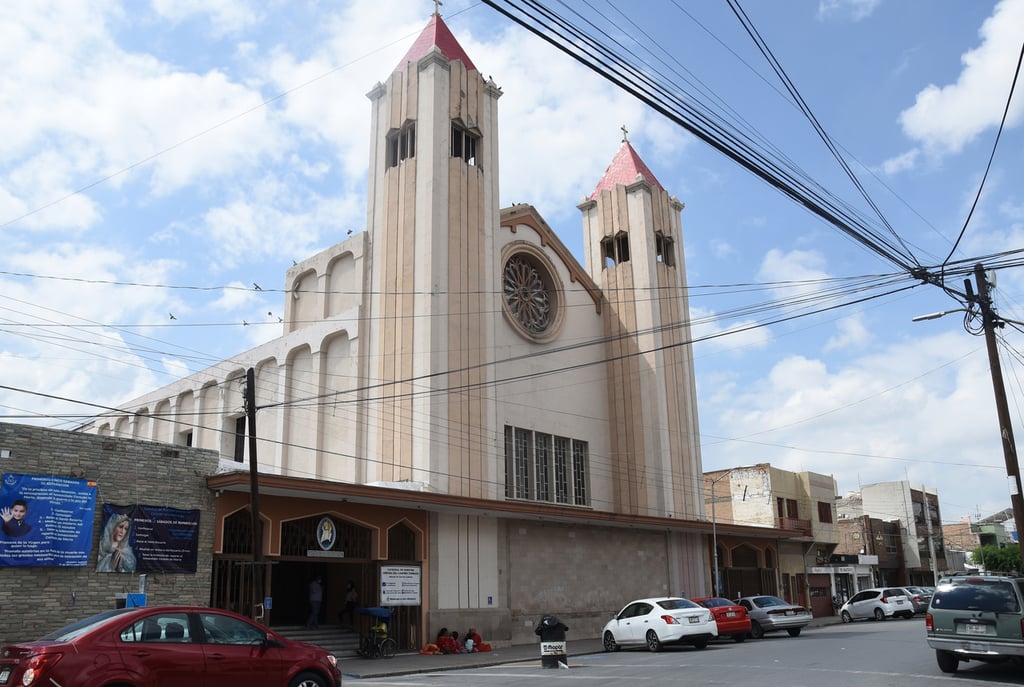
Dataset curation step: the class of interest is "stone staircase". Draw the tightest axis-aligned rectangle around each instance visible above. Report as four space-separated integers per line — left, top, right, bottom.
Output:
275 625 362 658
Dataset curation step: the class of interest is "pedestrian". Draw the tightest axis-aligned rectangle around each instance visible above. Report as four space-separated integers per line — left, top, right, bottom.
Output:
307 576 323 628
340 580 359 628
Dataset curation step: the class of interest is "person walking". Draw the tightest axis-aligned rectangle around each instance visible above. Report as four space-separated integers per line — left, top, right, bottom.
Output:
341 580 359 628
306 576 323 628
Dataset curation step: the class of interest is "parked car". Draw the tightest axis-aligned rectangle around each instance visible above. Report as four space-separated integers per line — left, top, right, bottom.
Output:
0 606 342 687
899 586 932 614
840 587 915 622
602 597 718 652
926 572 1024 674
691 597 751 642
735 595 811 638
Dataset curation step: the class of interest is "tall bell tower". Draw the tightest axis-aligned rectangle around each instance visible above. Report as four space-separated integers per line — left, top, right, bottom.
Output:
579 130 704 518
360 11 503 496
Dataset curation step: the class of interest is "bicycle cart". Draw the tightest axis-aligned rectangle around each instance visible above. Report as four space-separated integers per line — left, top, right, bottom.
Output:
355 607 397 659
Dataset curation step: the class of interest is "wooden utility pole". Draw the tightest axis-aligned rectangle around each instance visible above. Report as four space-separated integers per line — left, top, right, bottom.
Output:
244 367 265 617
973 263 1024 564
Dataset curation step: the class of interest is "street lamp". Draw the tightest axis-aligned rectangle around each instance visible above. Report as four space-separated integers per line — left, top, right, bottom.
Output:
709 469 736 597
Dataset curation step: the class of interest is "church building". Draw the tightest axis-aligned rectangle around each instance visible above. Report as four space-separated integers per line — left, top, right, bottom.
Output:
86 11 734 647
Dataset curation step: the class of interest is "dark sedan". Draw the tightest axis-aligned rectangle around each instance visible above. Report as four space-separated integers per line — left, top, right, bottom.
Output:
0 605 341 687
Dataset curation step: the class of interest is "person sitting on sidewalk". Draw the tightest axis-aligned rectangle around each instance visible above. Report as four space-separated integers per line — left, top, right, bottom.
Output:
449 631 466 653
436 627 456 654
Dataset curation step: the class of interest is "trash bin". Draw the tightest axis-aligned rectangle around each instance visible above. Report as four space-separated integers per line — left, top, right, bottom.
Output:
535 615 569 669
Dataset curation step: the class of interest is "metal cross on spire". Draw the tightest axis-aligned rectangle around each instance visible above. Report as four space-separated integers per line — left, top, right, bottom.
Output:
434 0 443 17
620 124 629 142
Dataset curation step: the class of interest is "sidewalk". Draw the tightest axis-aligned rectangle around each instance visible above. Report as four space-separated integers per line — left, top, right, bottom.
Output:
336 615 843 680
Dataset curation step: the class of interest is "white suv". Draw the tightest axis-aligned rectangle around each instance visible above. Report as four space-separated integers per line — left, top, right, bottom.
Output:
839 587 915 622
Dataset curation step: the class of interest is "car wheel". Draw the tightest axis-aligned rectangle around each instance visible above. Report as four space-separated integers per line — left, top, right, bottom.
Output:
732 633 746 643
692 639 709 650
645 629 662 652
750 621 764 639
787 627 801 637
603 630 620 652
935 650 959 674
873 608 885 621
289 672 328 687
841 611 852 623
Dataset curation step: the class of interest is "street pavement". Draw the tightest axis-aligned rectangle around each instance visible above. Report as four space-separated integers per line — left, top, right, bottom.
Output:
337 615 842 680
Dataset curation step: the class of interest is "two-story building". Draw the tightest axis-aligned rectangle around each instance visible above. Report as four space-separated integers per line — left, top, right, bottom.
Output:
704 464 839 617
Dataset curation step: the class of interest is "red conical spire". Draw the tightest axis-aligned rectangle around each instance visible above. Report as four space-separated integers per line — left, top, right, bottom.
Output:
590 135 665 200
395 14 477 73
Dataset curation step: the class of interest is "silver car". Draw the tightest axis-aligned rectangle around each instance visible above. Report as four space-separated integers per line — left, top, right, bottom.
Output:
735 595 811 638
899 586 932 614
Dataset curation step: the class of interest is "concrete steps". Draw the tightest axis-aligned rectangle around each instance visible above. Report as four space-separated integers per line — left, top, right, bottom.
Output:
275 625 361 657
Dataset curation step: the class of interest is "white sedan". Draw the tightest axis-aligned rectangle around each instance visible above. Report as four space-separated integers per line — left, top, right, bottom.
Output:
602 597 718 652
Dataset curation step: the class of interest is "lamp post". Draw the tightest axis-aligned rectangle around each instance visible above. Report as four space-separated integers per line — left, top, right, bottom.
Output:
913 263 1024 564
709 470 735 597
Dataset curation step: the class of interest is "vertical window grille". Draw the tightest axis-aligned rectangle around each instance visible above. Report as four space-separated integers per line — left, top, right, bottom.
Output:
514 428 530 499
535 433 551 502
655 232 674 266
386 122 416 169
572 441 589 505
233 417 246 463
451 123 480 166
601 232 631 268
554 437 569 503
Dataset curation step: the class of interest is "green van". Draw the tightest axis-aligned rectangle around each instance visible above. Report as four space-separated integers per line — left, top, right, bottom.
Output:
925 572 1024 673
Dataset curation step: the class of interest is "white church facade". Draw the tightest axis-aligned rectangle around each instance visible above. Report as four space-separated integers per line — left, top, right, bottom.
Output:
85 12 783 646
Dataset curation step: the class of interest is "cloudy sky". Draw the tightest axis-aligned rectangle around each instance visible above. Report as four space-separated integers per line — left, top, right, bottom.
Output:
2 0 1023 529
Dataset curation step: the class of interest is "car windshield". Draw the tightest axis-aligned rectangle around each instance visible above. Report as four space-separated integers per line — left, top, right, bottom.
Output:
657 598 700 610
752 596 789 608
39 609 133 642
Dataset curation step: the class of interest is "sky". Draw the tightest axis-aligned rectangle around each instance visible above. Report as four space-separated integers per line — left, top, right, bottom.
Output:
2 0 1023 530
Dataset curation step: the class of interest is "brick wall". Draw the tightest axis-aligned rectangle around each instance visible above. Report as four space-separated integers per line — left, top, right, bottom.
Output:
0 422 219 644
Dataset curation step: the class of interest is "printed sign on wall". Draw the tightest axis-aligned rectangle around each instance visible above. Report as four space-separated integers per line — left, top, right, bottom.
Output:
98 504 201 574
0 473 98 567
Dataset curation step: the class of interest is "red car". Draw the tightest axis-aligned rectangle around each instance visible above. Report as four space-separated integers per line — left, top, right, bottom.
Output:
0 605 341 687
691 597 752 642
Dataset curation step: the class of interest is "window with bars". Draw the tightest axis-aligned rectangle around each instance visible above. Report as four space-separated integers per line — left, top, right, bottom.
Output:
505 426 589 506
386 121 416 168
451 122 479 166
655 232 675 266
600 232 630 268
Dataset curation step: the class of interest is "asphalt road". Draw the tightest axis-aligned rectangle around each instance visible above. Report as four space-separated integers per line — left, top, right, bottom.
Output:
345 617 1024 686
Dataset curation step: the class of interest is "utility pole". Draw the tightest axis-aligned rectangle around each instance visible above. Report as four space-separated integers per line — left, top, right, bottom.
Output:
244 367 265 618
972 263 1024 564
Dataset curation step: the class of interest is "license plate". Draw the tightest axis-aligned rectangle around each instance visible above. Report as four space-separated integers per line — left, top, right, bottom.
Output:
0 666 10 685
965 624 988 635
895 600 903 604
726 611 737 618
688 616 700 623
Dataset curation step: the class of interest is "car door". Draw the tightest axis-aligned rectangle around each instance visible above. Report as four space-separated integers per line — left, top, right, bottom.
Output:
197 611 291 687
847 590 878 619
622 602 655 647
118 611 206 687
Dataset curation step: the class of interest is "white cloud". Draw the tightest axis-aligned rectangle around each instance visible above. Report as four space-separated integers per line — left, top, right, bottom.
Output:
817 0 881 22
899 0 1024 155
151 0 261 34
879 148 919 175
825 313 870 352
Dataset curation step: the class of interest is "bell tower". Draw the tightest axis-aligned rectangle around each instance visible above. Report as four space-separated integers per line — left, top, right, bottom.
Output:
360 12 503 496
578 130 704 518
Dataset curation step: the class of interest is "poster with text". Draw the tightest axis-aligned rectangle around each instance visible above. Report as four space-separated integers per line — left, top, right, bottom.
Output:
99 504 200 573
0 473 97 567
